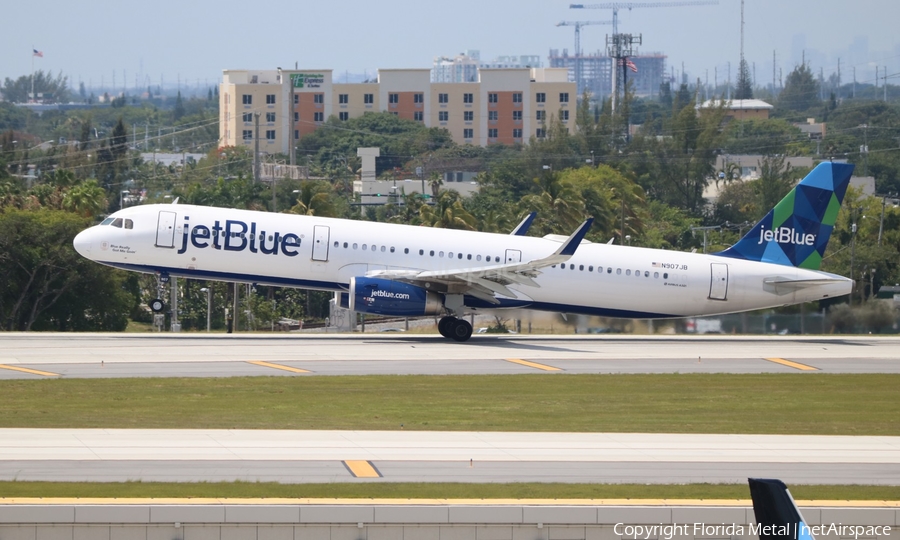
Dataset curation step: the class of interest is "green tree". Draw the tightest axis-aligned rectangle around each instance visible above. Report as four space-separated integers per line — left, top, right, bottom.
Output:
62 179 108 218
1 70 71 103
735 59 753 100
288 180 338 217
174 91 186 121
778 63 820 113
418 191 477 230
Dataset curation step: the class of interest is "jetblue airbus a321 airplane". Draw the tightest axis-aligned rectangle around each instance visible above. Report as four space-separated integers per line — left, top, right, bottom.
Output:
73 162 854 342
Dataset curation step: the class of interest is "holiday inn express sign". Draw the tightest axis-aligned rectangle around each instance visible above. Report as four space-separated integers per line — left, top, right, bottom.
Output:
290 73 325 88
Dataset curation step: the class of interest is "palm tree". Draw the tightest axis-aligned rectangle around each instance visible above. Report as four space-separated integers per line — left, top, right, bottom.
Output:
289 181 337 217
418 192 477 230
62 179 108 218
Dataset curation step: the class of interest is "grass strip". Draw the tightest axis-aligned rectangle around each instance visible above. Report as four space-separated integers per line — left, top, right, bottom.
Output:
0 481 897 501
0 374 897 434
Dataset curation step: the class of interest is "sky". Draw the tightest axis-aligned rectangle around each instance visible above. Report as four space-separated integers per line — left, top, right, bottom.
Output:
2 0 898 94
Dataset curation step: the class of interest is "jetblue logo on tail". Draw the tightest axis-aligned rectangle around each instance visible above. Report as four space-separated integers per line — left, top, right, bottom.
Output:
758 226 815 246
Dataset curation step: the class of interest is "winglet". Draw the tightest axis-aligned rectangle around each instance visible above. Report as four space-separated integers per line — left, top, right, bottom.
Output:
510 212 537 236
557 218 594 257
748 478 814 540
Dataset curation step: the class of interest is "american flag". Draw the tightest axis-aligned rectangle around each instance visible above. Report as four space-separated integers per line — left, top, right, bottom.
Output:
618 58 638 73
33 49 43 58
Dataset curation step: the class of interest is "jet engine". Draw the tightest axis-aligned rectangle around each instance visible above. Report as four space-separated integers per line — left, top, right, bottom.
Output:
348 277 443 317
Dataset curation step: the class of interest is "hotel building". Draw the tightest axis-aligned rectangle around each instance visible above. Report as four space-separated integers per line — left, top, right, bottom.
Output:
219 67 576 155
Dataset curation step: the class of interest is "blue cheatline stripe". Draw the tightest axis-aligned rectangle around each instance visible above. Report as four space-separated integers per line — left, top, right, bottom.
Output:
99 261 677 320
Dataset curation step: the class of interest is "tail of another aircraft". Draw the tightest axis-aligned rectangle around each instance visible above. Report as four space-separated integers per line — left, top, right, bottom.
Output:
748 478 815 540
714 161 855 269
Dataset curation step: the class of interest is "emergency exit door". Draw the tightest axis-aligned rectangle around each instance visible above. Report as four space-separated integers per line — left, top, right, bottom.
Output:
312 225 330 262
155 211 176 248
709 263 729 301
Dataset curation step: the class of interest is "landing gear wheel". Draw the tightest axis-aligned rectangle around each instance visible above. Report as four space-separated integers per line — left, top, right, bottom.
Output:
449 319 473 342
438 316 457 338
149 298 165 313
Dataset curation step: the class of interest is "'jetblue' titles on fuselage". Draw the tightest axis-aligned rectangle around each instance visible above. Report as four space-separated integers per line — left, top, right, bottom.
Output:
177 217 302 257
758 225 815 246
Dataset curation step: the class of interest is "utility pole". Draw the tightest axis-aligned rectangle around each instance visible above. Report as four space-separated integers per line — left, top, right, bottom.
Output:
772 50 777 96
253 112 261 183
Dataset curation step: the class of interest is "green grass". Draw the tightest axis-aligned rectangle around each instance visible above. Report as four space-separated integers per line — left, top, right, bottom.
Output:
1 374 898 434
0 481 897 501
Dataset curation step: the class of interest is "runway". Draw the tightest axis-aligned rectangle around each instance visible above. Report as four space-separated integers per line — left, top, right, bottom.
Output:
1 334 899 379
2 429 898 485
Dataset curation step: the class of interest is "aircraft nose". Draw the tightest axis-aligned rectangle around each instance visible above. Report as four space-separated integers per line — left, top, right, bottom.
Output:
73 229 92 257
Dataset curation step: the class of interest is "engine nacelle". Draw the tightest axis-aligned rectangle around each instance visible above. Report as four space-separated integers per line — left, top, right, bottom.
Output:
348 277 443 317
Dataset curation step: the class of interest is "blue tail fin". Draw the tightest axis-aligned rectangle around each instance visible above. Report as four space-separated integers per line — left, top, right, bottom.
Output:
749 478 815 540
714 161 854 269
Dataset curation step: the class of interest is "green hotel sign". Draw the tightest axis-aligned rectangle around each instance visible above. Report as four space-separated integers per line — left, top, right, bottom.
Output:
290 73 325 88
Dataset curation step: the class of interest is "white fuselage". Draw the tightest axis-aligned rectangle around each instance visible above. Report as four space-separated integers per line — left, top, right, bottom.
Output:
73 204 852 319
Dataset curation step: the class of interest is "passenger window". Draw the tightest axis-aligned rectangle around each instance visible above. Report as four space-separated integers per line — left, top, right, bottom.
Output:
635 270 640 277
439 251 444 258
570 265 575 271
381 246 386 252
626 270 631 276
344 242 348 248
101 218 114 225
458 253 463 259
644 271 650 277
430 250 435 256
268 235 273 241
353 243 358 249
111 218 123 228
607 267 612 274
334 241 339 248
616 268 622 275
419 249 424 255
124 219 133 229
654 272 659 278
403 248 408 254
663 273 669 279
588 266 593 272
448 252 453 258
476 255 482 261
362 244 367 251
579 265 584 271
390 247 395 253
467 254 472 260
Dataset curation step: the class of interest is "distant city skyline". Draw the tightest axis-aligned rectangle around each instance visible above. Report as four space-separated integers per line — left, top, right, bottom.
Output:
2 0 897 95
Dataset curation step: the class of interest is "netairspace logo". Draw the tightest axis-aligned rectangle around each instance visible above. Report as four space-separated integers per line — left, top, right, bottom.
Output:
613 523 891 540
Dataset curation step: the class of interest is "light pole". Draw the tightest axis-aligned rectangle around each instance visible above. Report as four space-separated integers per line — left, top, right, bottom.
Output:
120 190 129 210
200 287 211 332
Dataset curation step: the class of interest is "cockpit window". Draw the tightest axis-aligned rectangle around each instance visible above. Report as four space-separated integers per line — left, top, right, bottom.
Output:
101 218 114 225
111 218 123 228
124 219 133 229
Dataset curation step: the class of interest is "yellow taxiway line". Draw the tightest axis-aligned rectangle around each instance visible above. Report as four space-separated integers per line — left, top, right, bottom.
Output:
247 361 310 374
505 358 562 372
0 364 60 377
343 460 381 478
764 357 819 371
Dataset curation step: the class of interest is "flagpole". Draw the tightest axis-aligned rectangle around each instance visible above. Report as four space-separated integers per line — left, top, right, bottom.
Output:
31 48 34 103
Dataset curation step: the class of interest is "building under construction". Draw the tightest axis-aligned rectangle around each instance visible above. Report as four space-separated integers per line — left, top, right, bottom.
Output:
548 49 666 101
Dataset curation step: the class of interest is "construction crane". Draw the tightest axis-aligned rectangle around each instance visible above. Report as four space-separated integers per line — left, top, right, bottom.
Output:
556 21 613 95
570 1 719 36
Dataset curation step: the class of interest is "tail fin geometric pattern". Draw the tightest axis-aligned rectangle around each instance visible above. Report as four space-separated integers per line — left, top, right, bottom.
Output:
714 161 854 269
748 478 815 540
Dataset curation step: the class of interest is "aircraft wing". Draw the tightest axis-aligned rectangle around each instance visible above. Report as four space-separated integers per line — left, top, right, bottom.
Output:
367 219 593 303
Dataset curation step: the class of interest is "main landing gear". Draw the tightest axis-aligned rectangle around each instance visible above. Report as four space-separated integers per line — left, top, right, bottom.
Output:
438 316 473 342
149 272 168 313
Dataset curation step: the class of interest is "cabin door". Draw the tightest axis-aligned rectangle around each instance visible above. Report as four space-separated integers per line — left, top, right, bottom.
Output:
155 211 177 248
312 225 330 262
709 263 729 301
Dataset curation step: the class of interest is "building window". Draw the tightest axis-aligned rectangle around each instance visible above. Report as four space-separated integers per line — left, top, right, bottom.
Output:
294 130 299 139
364 93 374 104
293 94 298 104
439 111 449 122
536 92 546 103
463 128 473 139
266 112 275 123
242 130 252 140
414 111 423 121
560 92 570 103
512 110 522 121
265 130 275 140
242 94 252 105
438 93 448 103
414 93 424 103
536 110 545 121
463 93 473 103
488 128 498 138
294 112 299 122
536 128 546 138
464 111 474 122
513 128 522 138
488 93 498 103
314 112 324 122
243 112 252 123
513 93 523 103
389 93 399 104
314 94 324 104
489 111 498 121
339 112 349 121
561 110 569 121
339 94 348 104
266 94 275 104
